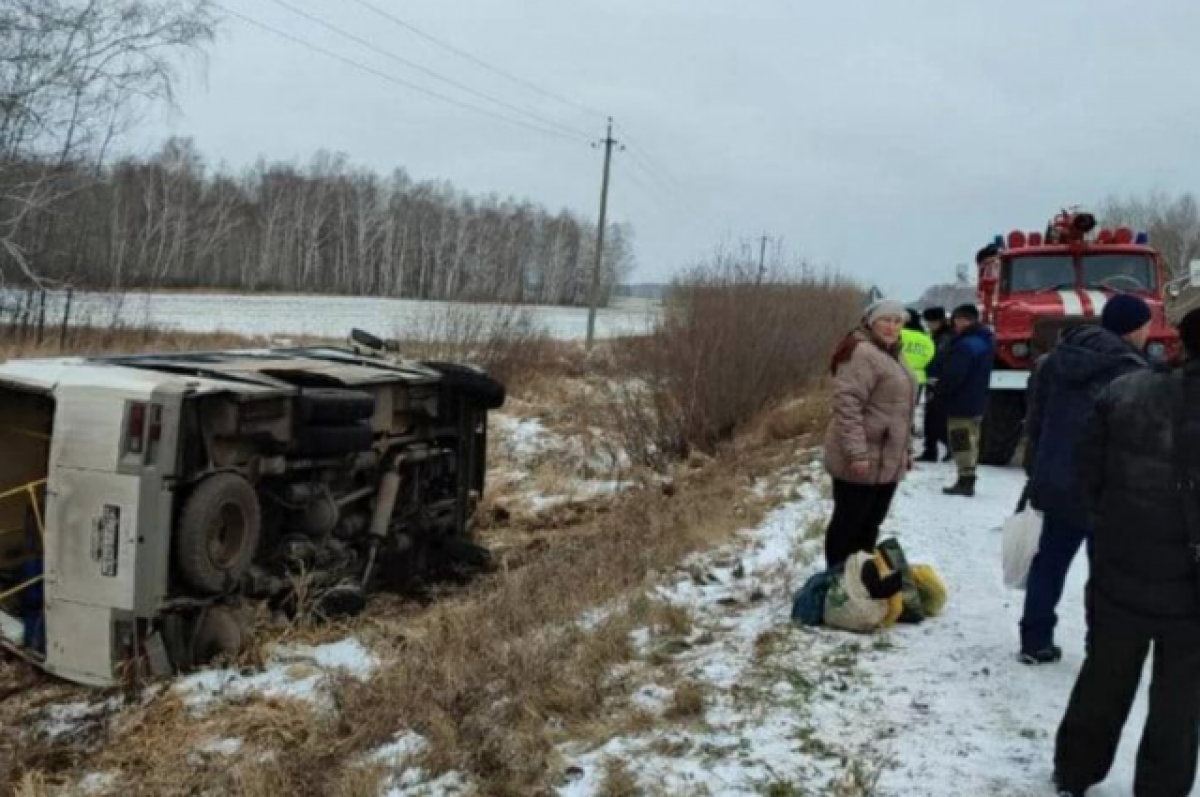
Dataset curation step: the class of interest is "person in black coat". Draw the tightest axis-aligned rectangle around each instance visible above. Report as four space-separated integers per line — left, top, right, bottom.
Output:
1053 299 1200 797
1019 296 1151 664
917 306 954 462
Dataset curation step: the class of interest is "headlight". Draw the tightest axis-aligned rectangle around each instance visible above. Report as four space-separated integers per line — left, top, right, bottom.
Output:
1012 342 1031 359
1147 342 1167 361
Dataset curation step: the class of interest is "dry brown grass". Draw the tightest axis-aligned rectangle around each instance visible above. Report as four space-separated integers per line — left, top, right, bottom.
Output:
664 681 707 722
598 756 641 797
754 387 834 445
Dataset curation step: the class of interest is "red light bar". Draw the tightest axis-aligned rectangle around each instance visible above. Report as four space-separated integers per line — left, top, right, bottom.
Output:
1114 227 1134 245
1008 230 1027 249
1029 231 1043 246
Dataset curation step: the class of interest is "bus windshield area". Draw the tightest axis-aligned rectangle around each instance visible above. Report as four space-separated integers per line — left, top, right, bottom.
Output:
1081 254 1155 292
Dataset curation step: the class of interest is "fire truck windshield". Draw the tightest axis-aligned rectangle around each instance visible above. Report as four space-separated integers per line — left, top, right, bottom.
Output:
1005 255 1075 293
1082 254 1154 292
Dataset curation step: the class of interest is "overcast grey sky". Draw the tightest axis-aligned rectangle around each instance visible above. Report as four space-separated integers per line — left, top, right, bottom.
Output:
135 0 1200 298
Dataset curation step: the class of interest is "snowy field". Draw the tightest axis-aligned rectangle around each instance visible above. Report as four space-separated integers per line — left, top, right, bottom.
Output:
0 290 660 341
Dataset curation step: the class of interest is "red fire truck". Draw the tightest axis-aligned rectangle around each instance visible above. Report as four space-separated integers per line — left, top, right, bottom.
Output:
977 208 1181 465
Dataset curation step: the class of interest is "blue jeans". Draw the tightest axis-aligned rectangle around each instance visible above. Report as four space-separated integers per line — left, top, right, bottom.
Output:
1019 512 1094 654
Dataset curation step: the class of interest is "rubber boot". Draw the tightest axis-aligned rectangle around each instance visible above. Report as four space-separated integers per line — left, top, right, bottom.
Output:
942 476 976 497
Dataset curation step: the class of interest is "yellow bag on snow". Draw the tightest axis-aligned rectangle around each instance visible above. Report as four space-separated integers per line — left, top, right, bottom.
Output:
911 564 948 617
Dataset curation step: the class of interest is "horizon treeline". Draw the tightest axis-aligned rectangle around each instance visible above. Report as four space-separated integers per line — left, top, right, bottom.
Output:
5 137 634 305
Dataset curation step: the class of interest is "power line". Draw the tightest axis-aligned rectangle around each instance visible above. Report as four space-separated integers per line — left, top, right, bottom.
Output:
348 0 606 122
617 125 684 197
263 0 593 142
213 3 588 145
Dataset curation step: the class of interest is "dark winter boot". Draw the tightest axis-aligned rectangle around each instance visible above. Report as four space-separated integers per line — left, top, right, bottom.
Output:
942 476 976 497
1019 645 1063 665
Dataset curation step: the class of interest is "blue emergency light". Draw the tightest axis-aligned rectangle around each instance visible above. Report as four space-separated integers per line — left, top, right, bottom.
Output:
1135 232 1150 245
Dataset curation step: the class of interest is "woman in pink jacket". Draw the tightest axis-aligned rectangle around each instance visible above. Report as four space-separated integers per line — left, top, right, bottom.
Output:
823 298 917 568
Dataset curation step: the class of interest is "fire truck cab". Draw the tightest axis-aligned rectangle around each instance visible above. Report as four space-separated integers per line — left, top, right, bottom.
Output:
977 209 1180 466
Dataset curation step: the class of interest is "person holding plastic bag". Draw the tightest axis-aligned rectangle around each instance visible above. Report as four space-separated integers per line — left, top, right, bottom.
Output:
1001 485 1041 590
1053 287 1200 797
1017 295 1151 665
823 299 917 570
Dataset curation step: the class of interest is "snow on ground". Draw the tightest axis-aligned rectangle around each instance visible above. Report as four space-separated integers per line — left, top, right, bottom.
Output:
3 290 659 341
556 459 1191 797
174 638 378 713
490 412 631 511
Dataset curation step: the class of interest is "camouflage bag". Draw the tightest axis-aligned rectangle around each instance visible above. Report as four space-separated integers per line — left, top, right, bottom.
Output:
877 538 925 623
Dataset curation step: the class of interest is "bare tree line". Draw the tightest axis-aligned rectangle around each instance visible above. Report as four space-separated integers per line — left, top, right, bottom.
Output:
0 0 217 285
1100 190 1200 275
8 138 635 304
0 1 634 305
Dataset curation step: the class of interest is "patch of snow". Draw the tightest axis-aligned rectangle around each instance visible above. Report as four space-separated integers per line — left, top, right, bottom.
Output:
284 639 379 679
629 684 674 715
368 731 430 767
490 412 633 516
77 772 117 795
175 638 378 713
194 737 244 757
366 733 469 797
37 697 122 740
382 769 469 797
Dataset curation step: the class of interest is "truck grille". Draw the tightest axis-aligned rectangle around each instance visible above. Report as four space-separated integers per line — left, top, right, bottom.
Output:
1031 315 1098 357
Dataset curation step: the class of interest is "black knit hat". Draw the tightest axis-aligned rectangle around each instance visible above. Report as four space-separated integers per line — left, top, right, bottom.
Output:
952 303 980 322
975 244 1000 265
1101 294 1152 337
922 306 947 323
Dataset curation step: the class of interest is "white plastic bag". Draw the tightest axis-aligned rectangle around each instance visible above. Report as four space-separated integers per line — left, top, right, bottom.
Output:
1001 508 1042 589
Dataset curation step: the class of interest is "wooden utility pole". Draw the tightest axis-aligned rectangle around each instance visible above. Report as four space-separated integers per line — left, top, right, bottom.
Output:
586 117 621 349
756 233 771 285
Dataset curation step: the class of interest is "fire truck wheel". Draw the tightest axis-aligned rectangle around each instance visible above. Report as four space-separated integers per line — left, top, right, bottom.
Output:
191 607 246 664
175 474 262 595
980 391 1025 467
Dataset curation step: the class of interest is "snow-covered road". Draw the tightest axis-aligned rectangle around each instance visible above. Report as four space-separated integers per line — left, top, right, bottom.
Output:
554 458 1194 797
814 461 1193 797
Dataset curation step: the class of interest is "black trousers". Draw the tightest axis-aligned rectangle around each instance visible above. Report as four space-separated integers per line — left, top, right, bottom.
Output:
923 392 948 457
1055 593 1200 796
824 479 899 569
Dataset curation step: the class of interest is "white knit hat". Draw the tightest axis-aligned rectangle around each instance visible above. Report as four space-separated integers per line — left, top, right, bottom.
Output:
863 298 907 325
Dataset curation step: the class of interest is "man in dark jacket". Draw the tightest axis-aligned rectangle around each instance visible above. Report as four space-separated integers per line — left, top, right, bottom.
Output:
1053 290 1200 797
936 303 995 496
1019 295 1152 664
917 306 954 462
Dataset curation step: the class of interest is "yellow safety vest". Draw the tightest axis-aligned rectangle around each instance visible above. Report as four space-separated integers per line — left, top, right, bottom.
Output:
900 328 935 385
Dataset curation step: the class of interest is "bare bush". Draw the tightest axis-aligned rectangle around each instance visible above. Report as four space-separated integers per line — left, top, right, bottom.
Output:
393 302 561 388
600 246 862 465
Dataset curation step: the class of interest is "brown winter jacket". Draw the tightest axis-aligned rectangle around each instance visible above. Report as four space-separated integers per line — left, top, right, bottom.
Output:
824 328 918 485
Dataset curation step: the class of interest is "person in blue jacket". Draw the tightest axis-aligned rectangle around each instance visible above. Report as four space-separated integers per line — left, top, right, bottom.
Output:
936 302 995 497
1018 294 1151 665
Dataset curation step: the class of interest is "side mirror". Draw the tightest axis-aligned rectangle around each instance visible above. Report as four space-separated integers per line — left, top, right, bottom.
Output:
350 329 385 351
